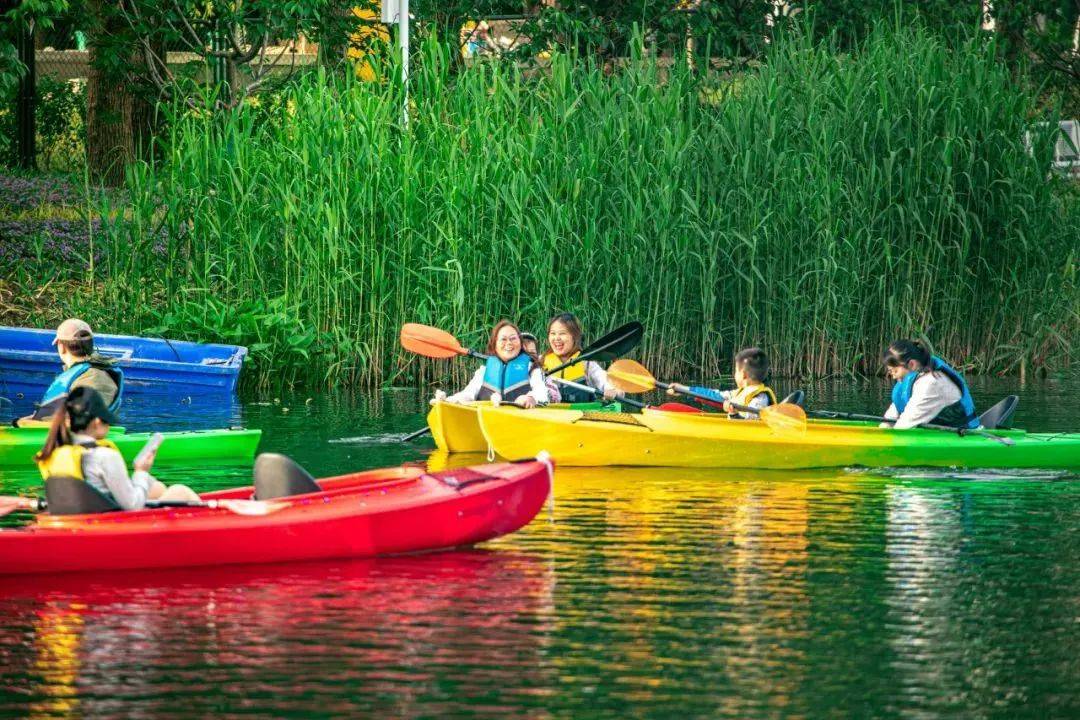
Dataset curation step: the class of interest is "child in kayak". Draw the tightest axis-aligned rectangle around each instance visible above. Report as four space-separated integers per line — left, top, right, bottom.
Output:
541 313 621 404
34 387 200 510
435 320 549 408
667 347 776 419
881 340 979 429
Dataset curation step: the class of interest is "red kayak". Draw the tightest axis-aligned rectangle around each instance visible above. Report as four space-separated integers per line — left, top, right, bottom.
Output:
0 455 552 575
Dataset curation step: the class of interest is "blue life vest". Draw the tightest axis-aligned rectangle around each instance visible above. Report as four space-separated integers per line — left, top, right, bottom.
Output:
478 354 533 402
40 360 124 412
891 356 978 429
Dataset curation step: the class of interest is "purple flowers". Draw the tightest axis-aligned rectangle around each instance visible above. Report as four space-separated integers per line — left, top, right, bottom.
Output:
0 219 106 267
0 174 85 212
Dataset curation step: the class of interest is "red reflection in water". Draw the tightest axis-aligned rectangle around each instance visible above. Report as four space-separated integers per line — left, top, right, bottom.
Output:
0 551 555 717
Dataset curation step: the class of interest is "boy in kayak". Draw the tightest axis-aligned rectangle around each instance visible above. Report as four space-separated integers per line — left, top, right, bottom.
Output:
434 320 549 408
14 319 123 427
541 313 621 404
35 387 199 510
667 347 776 419
881 340 979 429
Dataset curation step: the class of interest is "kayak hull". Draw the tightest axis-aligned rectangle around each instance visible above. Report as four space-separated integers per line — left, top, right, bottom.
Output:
0 325 246 397
475 406 1080 469
428 400 620 452
0 427 262 469
0 459 552 574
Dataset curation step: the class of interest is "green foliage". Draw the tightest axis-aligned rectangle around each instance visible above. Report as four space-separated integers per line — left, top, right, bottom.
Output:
0 76 86 169
0 0 69 95
73 26 1078 390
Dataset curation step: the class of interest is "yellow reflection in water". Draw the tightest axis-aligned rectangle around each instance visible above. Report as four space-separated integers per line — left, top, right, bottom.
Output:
29 603 84 719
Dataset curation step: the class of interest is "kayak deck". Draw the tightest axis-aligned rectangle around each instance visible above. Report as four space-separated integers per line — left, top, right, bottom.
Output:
428 399 621 452
475 405 1080 469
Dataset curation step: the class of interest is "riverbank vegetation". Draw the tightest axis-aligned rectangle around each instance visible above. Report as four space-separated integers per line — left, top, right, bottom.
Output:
3 25 1078 389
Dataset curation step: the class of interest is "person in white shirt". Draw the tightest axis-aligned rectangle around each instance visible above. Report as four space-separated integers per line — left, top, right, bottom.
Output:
881 340 979 430
35 387 200 510
435 320 548 408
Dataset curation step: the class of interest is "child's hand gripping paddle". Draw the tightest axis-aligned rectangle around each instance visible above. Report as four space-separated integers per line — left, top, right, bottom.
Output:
606 359 807 434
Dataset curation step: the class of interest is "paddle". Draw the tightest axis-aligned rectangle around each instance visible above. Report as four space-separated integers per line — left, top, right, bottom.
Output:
606 359 808 433
544 322 644 376
808 409 1015 446
400 323 487 361
0 495 288 518
549 377 646 409
400 322 643 441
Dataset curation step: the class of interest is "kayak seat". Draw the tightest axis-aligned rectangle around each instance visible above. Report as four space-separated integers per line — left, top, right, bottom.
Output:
253 453 321 500
781 390 805 407
45 476 121 515
978 396 1019 429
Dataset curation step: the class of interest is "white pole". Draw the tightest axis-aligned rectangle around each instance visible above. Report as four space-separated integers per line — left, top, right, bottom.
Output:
400 0 409 125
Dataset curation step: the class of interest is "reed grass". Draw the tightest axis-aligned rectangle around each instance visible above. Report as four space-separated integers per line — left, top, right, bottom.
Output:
75 25 1080 389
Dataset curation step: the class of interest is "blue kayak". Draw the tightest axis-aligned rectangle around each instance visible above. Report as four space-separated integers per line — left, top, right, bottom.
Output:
0 326 247 400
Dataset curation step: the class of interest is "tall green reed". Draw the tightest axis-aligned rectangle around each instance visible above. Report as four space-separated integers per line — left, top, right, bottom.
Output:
91 25 1078 390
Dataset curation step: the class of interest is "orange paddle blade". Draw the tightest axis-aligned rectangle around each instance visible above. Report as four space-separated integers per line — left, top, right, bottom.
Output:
400 323 470 359
759 403 808 434
607 359 657 394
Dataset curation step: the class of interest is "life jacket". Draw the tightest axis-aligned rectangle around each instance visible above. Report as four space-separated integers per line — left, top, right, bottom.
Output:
40 358 124 412
891 356 978 429
36 438 121 481
477 354 534 402
728 383 777 419
542 351 593 403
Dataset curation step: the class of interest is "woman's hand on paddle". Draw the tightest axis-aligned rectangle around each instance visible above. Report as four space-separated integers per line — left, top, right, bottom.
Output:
603 386 624 400
515 395 537 409
723 400 735 414
666 383 688 397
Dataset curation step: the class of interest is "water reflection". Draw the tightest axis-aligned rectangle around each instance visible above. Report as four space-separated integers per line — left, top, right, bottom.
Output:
0 551 555 717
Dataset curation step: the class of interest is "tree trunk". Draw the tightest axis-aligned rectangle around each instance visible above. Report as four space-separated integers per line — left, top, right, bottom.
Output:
86 0 134 186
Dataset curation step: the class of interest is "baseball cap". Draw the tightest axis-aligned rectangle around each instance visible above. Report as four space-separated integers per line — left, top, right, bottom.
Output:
52 318 93 346
65 386 121 427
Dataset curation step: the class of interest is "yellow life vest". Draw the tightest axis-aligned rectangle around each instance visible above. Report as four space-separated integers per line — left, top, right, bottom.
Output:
36 439 121 481
731 383 777 409
542 351 587 382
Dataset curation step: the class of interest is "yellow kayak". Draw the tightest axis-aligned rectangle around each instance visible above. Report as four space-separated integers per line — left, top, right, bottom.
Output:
427 401 489 453
474 405 1080 469
426 400 624 453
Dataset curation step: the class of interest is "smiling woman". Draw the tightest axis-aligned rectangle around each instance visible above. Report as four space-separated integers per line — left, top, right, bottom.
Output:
439 320 549 409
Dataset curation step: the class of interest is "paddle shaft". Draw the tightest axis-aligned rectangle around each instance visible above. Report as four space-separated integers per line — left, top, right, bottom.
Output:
550 377 646 409
658 381 761 416
809 410 1013 445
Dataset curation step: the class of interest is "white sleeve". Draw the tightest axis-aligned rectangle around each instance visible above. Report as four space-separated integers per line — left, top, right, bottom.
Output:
894 374 960 429
529 368 550 404
747 393 771 410
586 362 611 392
446 368 485 403
96 448 152 510
880 403 899 427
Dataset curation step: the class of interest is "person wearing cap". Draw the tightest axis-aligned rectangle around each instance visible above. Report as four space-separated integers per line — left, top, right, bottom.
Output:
14 319 124 427
35 387 199 511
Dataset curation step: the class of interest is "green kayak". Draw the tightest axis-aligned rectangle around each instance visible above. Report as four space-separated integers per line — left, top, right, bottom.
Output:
0 426 262 470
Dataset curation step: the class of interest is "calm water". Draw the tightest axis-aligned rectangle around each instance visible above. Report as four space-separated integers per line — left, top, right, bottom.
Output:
1 377 1078 717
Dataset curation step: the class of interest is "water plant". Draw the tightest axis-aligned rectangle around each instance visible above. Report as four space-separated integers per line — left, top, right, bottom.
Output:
49 25 1080 388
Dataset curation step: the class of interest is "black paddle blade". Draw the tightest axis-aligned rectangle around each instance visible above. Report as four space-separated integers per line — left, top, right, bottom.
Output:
583 322 644 362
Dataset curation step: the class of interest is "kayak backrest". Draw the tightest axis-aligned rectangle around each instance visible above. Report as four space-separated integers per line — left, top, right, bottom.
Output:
253 453 321 500
45 476 121 515
978 395 1019 429
781 390 805 407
